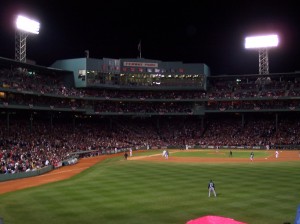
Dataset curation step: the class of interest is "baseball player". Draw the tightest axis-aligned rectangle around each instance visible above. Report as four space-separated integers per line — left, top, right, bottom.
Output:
250 151 254 161
208 180 217 197
165 150 169 159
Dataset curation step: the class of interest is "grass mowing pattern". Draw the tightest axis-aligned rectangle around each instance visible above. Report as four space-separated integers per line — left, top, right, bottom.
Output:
171 150 269 158
0 153 299 224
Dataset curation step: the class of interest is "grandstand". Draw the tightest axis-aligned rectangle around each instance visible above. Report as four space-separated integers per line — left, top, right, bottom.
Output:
0 55 300 176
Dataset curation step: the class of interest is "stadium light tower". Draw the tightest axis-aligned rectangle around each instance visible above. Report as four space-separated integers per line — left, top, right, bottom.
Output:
15 15 40 63
245 34 279 75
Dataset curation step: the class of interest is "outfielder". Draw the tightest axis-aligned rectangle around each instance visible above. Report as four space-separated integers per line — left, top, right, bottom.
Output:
208 180 217 197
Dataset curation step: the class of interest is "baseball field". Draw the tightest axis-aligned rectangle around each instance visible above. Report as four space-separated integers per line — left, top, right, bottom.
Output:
0 149 299 224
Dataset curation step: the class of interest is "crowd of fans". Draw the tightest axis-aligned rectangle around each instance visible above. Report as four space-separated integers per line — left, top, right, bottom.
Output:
1 114 300 175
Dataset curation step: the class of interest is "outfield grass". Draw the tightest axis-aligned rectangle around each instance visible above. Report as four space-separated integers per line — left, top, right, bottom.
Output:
171 150 269 158
0 150 299 224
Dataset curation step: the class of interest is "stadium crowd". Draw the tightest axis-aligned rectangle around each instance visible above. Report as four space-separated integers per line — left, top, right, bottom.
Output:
1 114 299 174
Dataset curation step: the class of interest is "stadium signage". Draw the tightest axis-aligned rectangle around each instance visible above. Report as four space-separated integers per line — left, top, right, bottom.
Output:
123 62 158 67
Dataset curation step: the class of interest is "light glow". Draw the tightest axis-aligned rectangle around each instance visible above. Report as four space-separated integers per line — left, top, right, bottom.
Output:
245 34 279 49
16 15 40 34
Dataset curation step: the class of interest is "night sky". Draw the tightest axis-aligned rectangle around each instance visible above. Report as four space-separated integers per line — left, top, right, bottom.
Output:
1 0 299 75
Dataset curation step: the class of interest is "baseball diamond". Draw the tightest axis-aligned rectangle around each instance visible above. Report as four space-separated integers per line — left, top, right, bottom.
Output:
0 149 299 224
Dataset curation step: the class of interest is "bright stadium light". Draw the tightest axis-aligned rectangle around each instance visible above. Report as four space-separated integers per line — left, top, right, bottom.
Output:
16 15 40 34
245 34 279 49
245 34 279 75
15 15 40 63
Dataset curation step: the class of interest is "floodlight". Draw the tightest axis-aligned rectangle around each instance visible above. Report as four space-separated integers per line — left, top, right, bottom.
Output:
16 15 40 34
15 15 40 63
245 34 279 49
245 34 279 75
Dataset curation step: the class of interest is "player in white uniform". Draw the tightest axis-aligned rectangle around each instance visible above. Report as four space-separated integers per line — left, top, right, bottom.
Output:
162 150 166 157
250 151 254 161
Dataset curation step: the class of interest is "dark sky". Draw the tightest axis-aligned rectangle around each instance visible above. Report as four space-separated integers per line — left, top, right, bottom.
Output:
1 0 299 75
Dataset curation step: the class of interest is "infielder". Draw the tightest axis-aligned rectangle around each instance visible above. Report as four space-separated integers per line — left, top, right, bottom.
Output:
250 151 254 161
